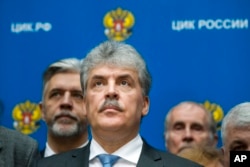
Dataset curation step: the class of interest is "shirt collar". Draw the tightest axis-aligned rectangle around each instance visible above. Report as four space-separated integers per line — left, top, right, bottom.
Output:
44 140 89 157
89 135 143 164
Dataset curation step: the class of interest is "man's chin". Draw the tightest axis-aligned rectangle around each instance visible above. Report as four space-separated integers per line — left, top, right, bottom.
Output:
51 123 78 135
52 128 78 137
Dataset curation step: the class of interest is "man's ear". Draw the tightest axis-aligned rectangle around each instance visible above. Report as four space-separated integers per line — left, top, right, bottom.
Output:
39 101 45 120
221 146 225 155
213 133 219 147
142 96 150 116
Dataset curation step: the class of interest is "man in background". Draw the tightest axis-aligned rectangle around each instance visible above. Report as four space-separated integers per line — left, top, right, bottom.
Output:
39 58 89 157
164 101 218 154
221 102 250 167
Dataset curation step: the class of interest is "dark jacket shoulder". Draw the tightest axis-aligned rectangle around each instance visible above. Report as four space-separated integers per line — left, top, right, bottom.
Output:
138 140 203 167
36 143 90 167
0 126 40 167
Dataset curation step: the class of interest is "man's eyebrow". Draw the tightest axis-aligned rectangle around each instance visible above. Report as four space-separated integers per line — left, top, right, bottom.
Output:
230 140 245 145
191 122 203 126
49 88 62 92
173 121 185 126
90 74 133 79
118 74 133 79
71 89 83 93
90 75 105 80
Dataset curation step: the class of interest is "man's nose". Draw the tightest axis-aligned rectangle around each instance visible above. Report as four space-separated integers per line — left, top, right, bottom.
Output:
183 128 194 142
105 82 118 99
60 92 73 110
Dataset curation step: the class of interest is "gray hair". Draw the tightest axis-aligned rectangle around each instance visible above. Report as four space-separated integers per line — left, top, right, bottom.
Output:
165 101 217 135
42 58 83 98
80 41 152 96
221 102 250 144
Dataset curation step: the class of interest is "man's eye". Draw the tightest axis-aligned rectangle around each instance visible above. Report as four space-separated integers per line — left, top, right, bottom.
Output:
120 80 128 86
72 93 83 99
50 92 61 98
173 125 184 130
95 81 103 86
192 125 203 131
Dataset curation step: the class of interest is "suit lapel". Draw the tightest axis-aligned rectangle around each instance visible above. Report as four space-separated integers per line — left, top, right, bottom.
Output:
65 142 90 167
137 141 163 167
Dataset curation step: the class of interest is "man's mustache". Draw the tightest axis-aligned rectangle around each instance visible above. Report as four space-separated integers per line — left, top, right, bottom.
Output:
99 99 122 112
54 110 78 121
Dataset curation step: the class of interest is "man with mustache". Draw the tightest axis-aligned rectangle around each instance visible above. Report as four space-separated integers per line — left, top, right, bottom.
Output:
36 41 202 167
39 58 89 157
164 101 218 154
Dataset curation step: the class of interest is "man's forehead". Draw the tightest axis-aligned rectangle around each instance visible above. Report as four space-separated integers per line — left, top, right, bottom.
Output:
89 65 137 77
226 126 250 135
171 120 207 127
92 63 135 70
169 108 209 125
172 106 207 118
225 126 250 141
45 73 81 90
174 103 205 112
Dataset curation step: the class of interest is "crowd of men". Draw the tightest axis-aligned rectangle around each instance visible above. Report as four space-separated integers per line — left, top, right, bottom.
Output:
1 41 250 167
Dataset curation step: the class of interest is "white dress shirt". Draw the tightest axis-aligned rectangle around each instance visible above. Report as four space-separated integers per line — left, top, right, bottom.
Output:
89 135 143 167
44 140 89 157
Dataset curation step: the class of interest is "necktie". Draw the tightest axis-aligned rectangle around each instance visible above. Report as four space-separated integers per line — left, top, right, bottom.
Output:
98 154 120 167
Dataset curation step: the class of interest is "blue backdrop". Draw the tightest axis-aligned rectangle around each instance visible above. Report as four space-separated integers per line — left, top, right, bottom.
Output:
1 0 249 151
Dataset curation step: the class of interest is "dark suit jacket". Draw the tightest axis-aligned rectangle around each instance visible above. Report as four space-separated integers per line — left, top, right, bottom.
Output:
36 140 202 167
0 126 40 167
